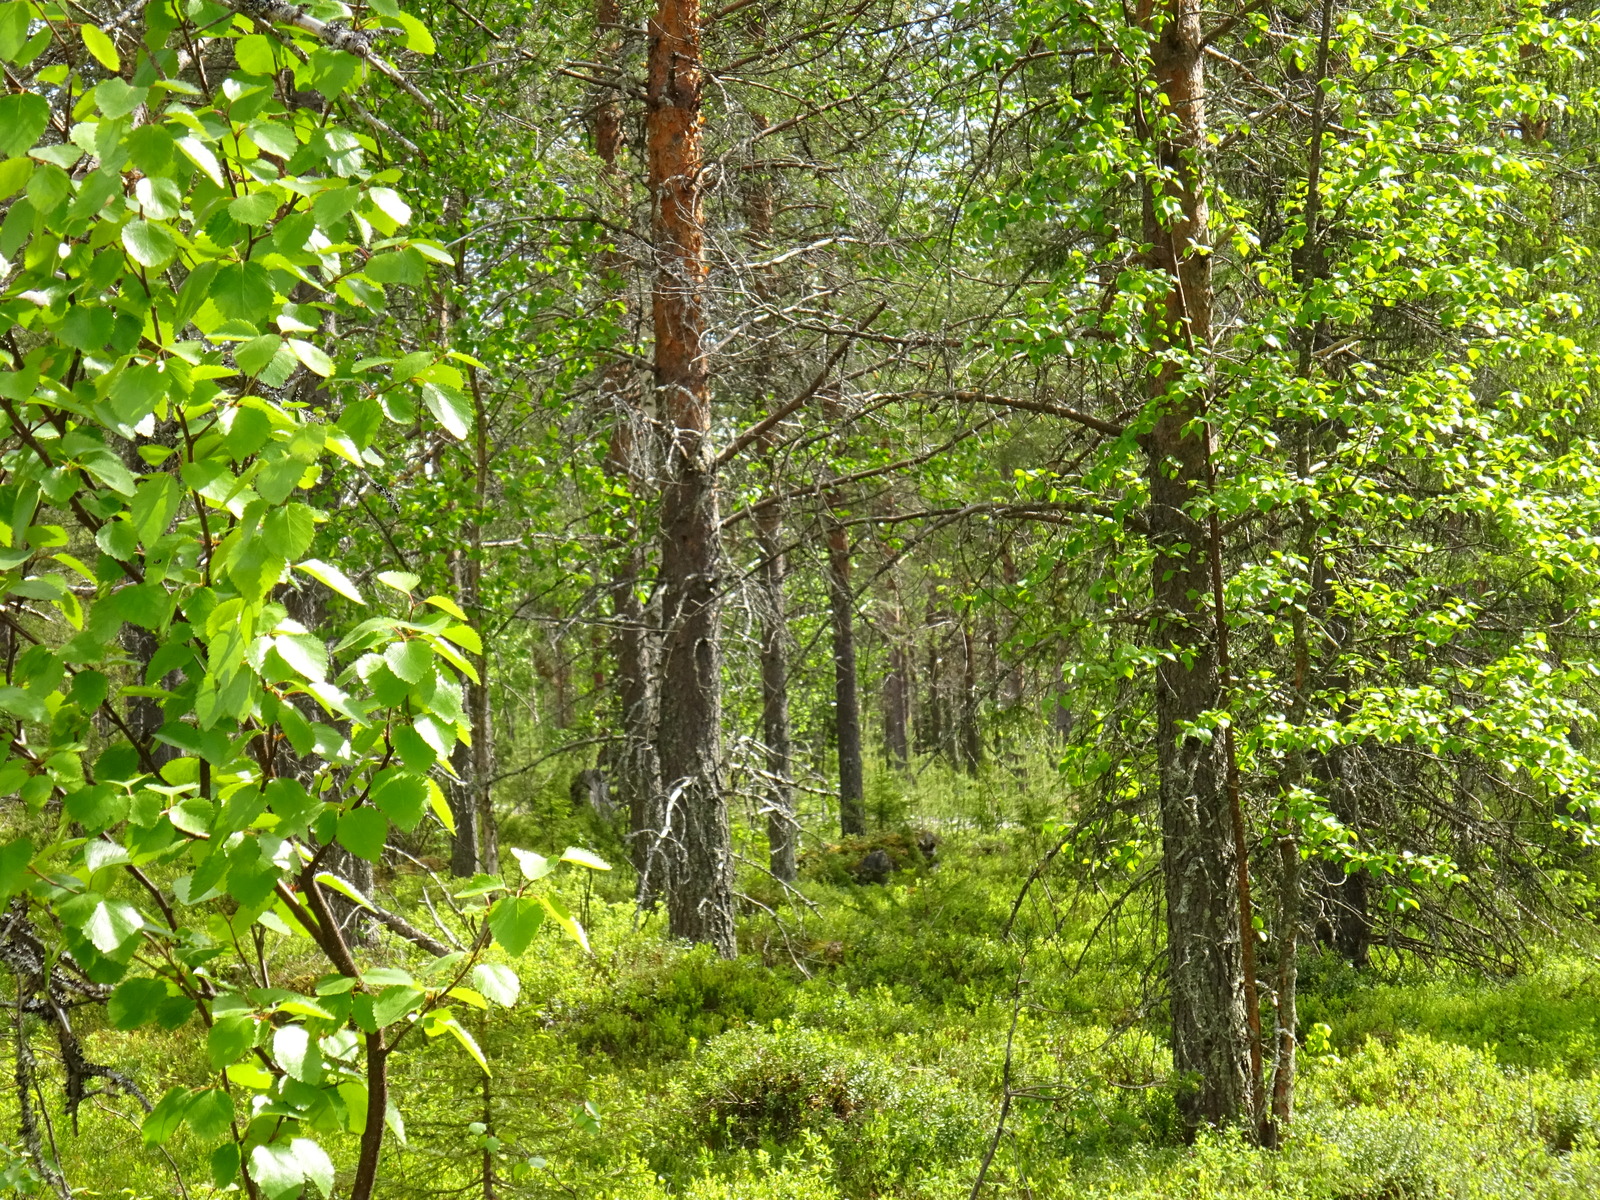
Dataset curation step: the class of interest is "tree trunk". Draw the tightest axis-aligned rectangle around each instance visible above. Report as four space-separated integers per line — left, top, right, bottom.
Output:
756 508 798 881
648 0 735 955
465 378 499 876
828 520 866 836
743 109 798 883
959 620 982 775
920 601 943 758
593 0 664 905
882 585 910 771
444 536 495 876
1141 0 1256 1135
1270 2 1336 1133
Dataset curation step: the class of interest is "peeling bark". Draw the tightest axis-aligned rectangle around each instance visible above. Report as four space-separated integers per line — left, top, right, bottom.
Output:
1140 0 1256 1135
648 0 735 954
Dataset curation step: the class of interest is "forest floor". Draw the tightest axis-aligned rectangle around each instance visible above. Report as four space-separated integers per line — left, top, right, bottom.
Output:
20 767 1600 1199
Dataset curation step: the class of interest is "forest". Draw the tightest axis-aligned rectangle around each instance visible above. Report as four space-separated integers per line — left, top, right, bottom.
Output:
2 0 1600 1195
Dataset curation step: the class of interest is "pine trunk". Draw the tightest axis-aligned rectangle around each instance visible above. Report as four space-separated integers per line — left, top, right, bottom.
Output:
648 0 735 955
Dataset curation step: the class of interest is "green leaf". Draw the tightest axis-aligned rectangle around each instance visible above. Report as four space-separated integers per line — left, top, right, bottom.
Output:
370 767 427 831
249 1142 304 1200
336 806 387 861
395 12 435 54
561 847 612 872
471 963 520 1007
121 219 177 269
296 559 364 604
287 338 334 377
211 261 275 322
26 162 68 213
542 894 590 953
236 333 284 376
273 1023 322 1084
0 155 30 200
207 1014 256 1068
0 3 28 61
421 381 472 439
442 624 483 655
185 1087 234 1140
134 175 180 220
384 639 431 684
81 448 137 496
509 847 550 882
80 23 119 70
375 569 419 595
234 33 277 76
427 776 454 834
263 503 316 560
365 247 425 284
96 77 147 119
388 721 435 771
67 784 127 831
126 124 174 176
486 896 543 957
371 984 424 1028
142 1086 192 1147
367 186 412 225
225 1061 274 1089
292 1139 335 1199
210 1143 241 1189
0 93 47 157
313 871 374 911
274 633 326 681
109 978 168 1030
0 836 33 898
424 595 469 621
0 687 46 722
438 1014 488 1074
131 473 181 544
229 189 279 226
175 134 223 186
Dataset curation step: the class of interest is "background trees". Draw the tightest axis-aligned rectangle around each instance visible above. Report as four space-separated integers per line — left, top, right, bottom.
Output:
5 0 1600 1189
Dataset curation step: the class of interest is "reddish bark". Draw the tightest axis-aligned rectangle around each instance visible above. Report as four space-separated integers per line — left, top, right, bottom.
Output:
648 0 735 954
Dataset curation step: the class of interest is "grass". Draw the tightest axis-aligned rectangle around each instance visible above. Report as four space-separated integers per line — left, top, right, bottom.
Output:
9 760 1600 1197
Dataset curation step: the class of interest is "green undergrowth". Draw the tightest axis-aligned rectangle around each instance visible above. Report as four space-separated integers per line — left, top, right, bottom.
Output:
9 822 1600 1198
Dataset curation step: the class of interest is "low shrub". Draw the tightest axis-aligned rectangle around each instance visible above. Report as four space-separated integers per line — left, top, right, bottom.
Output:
662 1023 988 1195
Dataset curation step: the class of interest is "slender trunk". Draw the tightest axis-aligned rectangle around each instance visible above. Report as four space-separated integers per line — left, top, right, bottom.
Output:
468 375 499 875
1270 0 1336 1136
959 620 981 775
743 108 798 882
828 520 866 835
14 992 69 1200
921 602 943 758
756 508 797 880
593 0 663 903
998 546 1024 714
616 545 664 902
649 0 735 955
1270 443 1315 1140
882 584 910 770
448 546 488 877
1141 0 1256 1135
